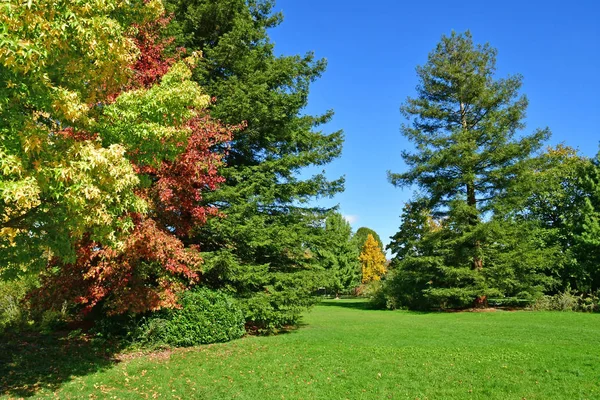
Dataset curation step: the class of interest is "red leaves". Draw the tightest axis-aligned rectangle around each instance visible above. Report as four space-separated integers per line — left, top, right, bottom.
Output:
32 219 202 316
131 15 176 89
31 12 244 317
150 115 239 236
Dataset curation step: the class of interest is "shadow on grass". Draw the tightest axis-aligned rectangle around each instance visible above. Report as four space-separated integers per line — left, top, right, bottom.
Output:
316 299 373 310
0 331 124 398
316 299 436 315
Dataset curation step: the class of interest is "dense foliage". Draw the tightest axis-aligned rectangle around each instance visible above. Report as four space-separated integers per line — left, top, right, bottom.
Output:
314 212 361 296
573 151 600 292
165 0 344 330
1 0 239 318
135 288 245 347
359 234 387 284
0 0 160 277
352 227 383 255
385 31 557 309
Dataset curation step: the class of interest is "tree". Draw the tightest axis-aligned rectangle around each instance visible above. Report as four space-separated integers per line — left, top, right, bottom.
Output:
315 212 360 297
0 0 163 277
387 200 440 262
389 31 549 225
514 145 590 293
1 2 236 316
360 234 387 284
387 31 550 308
572 149 600 293
166 0 344 330
352 227 383 255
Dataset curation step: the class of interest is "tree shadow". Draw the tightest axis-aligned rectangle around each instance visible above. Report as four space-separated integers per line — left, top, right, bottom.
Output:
316 299 437 315
0 331 124 398
316 299 373 310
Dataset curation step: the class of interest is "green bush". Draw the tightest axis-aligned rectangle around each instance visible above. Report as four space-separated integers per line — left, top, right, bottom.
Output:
135 288 245 347
528 290 599 312
0 276 37 333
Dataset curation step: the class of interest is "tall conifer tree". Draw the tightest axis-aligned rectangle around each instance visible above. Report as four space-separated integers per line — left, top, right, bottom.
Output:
387 31 551 308
166 0 343 330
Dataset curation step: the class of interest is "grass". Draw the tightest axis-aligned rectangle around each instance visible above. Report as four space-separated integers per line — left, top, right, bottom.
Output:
2 299 600 399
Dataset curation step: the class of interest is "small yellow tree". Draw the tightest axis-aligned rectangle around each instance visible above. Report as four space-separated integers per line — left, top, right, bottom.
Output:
359 234 387 283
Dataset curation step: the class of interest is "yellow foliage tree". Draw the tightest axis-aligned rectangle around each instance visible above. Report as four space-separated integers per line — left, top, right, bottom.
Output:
359 234 387 283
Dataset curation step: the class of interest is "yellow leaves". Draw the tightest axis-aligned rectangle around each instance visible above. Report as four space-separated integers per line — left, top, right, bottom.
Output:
161 61 194 85
22 133 44 155
0 151 23 176
360 234 387 283
0 227 20 246
52 87 90 124
0 176 42 224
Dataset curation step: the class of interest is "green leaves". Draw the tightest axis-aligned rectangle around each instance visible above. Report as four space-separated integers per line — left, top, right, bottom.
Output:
390 31 549 214
386 31 557 309
167 0 343 328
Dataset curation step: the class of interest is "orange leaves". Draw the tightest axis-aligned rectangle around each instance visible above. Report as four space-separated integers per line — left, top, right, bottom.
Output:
31 218 203 316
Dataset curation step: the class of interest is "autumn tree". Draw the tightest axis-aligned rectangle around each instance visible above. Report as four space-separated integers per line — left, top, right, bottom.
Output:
165 0 344 330
0 0 162 277
360 234 387 284
1 1 236 316
387 31 551 308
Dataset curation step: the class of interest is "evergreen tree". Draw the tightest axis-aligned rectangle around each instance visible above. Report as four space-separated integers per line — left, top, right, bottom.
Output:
352 227 383 255
573 149 600 292
360 234 387 283
315 212 360 297
387 200 440 262
387 31 550 308
165 0 343 330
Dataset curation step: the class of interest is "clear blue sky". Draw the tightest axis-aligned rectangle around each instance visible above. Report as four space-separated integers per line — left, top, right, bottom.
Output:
268 0 600 253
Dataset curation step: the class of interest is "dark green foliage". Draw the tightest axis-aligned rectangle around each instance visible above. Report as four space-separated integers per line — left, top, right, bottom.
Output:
512 146 590 293
352 227 383 255
135 288 245 347
386 200 435 262
572 150 600 292
385 203 557 310
389 31 549 216
386 32 553 309
165 0 343 330
315 212 361 296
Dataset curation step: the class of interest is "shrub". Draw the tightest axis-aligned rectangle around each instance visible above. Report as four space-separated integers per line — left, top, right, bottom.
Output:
528 290 599 312
135 288 245 347
0 276 37 333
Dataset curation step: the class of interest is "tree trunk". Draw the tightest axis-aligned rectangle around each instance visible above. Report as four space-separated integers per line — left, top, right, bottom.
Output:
461 102 484 300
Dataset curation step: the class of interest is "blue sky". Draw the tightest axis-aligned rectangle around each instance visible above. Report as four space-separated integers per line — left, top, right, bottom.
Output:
268 0 600 253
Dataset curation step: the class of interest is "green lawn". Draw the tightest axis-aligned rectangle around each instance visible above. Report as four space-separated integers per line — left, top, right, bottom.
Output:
2 299 600 399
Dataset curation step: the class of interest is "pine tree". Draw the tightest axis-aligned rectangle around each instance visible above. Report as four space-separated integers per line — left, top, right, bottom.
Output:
360 234 387 284
387 31 550 307
315 213 360 297
165 0 343 330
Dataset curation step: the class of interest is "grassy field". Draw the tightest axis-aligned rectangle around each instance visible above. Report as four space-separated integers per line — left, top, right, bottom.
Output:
2 299 600 399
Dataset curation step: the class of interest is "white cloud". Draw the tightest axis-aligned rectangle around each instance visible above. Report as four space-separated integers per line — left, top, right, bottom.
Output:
343 214 358 224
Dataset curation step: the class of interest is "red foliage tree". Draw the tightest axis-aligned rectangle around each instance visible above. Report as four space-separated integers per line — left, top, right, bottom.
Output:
30 13 241 317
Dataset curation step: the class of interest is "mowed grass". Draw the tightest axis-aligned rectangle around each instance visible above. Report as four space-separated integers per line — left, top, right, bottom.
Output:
2 300 600 399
